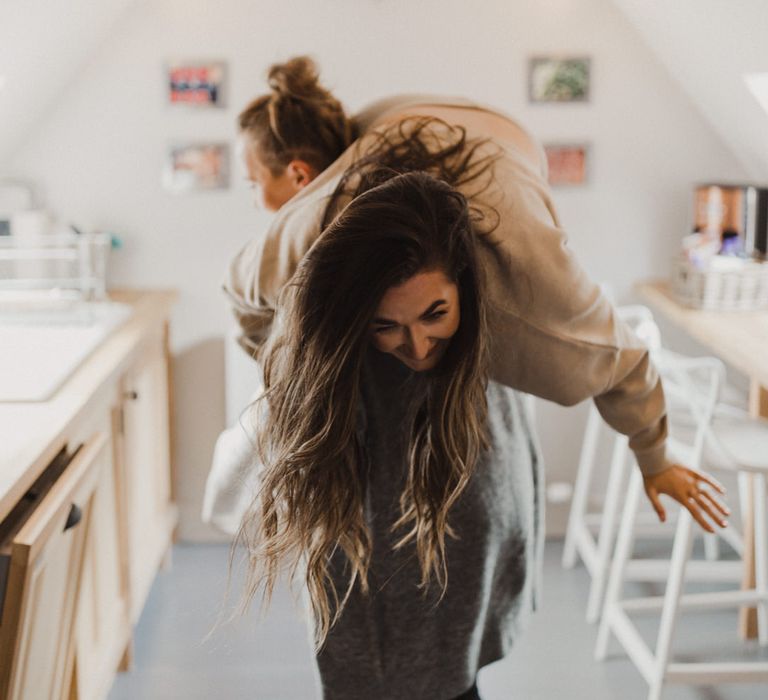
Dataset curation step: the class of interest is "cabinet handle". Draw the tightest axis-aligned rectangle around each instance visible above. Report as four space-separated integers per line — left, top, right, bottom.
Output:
63 503 82 532
124 390 139 401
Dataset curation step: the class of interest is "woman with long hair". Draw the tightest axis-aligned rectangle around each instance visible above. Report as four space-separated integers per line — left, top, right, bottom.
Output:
244 169 531 700
214 56 730 699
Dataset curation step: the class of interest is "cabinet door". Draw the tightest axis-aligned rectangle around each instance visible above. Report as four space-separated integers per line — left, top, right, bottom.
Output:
72 407 130 700
0 433 108 700
120 328 178 624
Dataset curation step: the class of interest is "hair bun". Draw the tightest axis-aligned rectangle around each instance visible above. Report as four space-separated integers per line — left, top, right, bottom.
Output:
267 56 321 99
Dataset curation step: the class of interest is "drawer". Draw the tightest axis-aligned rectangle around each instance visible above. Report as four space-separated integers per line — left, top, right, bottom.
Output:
0 446 72 612
0 432 108 700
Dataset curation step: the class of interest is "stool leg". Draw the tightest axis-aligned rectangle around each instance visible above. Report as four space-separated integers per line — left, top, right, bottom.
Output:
703 531 720 561
754 473 768 647
648 507 695 700
586 435 628 623
738 471 751 534
739 472 758 640
595 468 642 661
563 405 602 569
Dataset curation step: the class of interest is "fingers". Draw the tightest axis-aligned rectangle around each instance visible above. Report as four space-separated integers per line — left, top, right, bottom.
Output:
645 485 666 523
691 491 729 529
646 464 731 533
700 489 731 520
684 498 716 533
687 468 727 495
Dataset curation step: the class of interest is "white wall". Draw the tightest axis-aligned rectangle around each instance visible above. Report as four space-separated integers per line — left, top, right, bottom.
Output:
6 0 749 540
612 0 768 181
0 0 138 166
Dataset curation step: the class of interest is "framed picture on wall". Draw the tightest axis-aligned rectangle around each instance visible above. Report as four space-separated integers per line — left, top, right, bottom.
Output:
167 60 227 107
543 143 590 186
528 56 591 103
163 142 230 193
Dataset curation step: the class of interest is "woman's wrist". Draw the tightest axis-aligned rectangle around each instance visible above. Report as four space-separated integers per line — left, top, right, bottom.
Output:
634 443 669 477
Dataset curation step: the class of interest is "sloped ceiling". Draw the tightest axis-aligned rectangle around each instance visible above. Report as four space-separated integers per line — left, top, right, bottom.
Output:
3 0 768 181
0 0 137 168
611 0 768 182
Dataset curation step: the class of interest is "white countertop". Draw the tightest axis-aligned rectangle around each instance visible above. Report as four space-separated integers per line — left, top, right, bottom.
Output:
0 302 133 401
0 289 177 523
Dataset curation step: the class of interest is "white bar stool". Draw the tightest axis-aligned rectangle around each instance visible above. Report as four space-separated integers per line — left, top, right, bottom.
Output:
595 354 768 699
562 307 741 624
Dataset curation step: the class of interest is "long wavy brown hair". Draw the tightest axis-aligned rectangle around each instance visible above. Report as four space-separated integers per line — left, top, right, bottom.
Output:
223 117 502 650
323 114 501 233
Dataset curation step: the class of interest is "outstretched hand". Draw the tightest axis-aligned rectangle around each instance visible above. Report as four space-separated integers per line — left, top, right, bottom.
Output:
643 463 731 534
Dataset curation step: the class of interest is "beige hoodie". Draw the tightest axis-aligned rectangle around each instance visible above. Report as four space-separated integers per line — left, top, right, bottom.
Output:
223 94 668 476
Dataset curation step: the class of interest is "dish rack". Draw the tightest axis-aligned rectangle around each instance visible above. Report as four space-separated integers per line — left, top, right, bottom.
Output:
0 232 112 306
672 256 768 310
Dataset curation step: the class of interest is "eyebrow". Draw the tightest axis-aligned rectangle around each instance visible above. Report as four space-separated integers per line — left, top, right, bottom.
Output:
372 299 448 325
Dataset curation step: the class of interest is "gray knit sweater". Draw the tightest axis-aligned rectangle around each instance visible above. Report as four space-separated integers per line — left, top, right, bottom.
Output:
314 347 545 700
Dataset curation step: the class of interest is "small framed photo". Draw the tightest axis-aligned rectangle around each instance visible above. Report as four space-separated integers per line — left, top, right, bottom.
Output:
167 60 227 108
528 56 591 103
163 143 230 193
544 143 590 186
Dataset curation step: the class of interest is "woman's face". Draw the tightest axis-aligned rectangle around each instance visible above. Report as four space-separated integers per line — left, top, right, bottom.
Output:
241 136 313 211
369 269 461 372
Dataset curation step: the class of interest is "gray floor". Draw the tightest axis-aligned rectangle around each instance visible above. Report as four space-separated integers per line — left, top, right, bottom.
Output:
108 539 767 700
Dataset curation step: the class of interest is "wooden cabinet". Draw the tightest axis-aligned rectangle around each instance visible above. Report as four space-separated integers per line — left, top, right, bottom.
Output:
70 397 130 700
0 433 109 700
0 290 177 700
119 325 177 626
70 319 177 698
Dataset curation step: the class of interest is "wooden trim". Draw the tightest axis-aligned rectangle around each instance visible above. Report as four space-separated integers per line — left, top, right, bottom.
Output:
111 400 133 620
749 381 768 417
13 434 107 555
164 320 177 511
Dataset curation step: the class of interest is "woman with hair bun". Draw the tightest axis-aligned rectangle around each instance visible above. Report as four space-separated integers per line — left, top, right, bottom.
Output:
211 56 730 700
237 56 358 211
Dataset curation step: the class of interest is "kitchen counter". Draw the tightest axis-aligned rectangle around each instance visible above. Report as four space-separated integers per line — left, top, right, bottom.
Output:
637 280 768 388
0 289 177 524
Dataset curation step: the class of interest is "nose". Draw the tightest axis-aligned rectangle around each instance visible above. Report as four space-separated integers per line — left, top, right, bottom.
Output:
406 329 434 361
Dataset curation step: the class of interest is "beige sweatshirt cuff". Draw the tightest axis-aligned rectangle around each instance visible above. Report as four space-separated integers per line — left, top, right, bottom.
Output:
633 443 670 477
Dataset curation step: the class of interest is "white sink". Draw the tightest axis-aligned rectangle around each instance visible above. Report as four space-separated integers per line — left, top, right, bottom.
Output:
0 302 132 402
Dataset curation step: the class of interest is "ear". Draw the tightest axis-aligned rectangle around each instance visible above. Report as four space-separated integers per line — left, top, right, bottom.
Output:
286 159 317 189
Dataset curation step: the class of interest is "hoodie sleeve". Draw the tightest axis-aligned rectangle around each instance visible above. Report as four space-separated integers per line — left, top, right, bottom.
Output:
474 142 668 475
